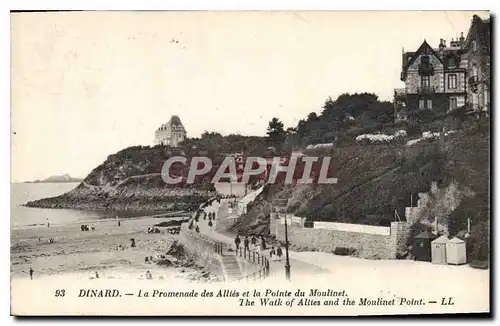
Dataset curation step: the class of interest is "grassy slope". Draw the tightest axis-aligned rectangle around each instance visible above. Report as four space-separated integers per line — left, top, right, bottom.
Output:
231 118 490 260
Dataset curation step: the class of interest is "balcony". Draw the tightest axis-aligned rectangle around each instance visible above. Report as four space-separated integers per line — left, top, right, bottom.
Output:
468 76 479 93
468 75 479 85
418 64 435 76
417 86 436 94
394 88 407 99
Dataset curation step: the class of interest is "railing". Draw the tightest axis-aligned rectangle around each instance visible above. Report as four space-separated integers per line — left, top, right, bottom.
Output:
417 86 436 94
468 75 478 84
468 76 479 93
185 228 270 282
234 246 270 282
394 88 407 98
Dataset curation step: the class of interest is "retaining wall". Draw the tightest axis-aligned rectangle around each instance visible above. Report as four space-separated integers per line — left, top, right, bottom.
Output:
273 216 410 260
179 223 223 274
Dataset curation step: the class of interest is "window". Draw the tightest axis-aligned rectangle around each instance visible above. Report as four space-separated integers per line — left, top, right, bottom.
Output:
421 56 430 64
472 93 478 107
421 76 430 87
472 40 477 52
427 100 433 109
450 98 457 111
448 57 457 67
448 74 457 89
472 64 478 77
484 89 489 105
419 99 425 109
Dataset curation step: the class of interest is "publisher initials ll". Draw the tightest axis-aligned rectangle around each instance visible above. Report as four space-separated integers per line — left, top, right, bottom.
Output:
441 297 455 306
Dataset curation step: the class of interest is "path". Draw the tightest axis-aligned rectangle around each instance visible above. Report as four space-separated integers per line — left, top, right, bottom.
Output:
195 199 328 281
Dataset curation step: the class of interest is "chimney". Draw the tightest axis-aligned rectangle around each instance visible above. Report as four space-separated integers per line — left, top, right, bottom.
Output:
439 38 445 50
459 32 465 46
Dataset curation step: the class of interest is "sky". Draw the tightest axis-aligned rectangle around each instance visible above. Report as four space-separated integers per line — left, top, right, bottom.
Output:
10 11 489 182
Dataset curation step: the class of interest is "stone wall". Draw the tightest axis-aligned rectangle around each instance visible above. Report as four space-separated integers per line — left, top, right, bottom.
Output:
274 219 410 260
406 53 444 93
179 223 223 273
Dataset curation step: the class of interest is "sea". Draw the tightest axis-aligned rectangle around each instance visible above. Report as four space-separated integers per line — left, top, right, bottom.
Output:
10 182 162 229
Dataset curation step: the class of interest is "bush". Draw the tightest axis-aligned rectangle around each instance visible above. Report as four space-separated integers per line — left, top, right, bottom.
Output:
407 122 422 137
407 222 431 246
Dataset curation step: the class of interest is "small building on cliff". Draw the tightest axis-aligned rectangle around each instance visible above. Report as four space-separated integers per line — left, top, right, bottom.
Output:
154 115 187 147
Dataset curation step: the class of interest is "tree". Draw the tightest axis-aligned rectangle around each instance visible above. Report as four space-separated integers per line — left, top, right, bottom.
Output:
266 117 286 146
321 97 348 129
307 112 319 122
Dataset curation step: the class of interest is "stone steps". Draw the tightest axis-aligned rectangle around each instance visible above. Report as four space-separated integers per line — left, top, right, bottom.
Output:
219 254 243 281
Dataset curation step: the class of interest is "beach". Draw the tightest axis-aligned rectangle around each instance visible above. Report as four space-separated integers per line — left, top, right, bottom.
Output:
11 215 221 283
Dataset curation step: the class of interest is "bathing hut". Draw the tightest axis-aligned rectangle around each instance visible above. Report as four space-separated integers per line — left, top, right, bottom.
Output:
431 235 449 264
446 237 467 265
413 231 438 262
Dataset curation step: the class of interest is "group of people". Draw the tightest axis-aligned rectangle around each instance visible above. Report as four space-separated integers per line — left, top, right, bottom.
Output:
234 234 267 252
80 224 95 231
233 235 285 261
192 208 217 233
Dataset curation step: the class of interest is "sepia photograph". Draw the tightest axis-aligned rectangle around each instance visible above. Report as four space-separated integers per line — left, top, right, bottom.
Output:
9 10 491 316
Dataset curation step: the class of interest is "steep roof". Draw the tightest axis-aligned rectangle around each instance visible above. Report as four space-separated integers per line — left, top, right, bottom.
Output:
403 40 443 72
157 115 186 131
464 14 491 49
169 115 183 127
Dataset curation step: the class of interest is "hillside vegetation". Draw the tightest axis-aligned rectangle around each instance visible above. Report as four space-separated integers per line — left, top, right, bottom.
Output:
231 94 489 262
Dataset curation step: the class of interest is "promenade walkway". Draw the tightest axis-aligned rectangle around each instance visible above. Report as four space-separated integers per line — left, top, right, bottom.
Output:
194 198 327 282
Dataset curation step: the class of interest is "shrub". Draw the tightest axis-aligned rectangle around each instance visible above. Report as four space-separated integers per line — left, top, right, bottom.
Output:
407 222 431 246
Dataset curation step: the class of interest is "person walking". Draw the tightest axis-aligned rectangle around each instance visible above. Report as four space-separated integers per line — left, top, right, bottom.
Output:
244 236 250 253
208 219 213 230
234 235 241 251
29 267 34 280
276 245 283 261
251 235 257 246
195 225 200 233
145 270 152 280
270 247 276 261
260 236 266 251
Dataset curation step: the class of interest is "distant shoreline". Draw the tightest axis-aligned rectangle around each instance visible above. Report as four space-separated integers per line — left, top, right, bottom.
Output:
23 181 214 212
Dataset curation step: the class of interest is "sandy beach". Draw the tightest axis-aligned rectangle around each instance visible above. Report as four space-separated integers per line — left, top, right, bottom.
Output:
11 215 221 283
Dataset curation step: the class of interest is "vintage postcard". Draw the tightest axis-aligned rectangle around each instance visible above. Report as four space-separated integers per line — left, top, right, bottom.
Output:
10 10 490 316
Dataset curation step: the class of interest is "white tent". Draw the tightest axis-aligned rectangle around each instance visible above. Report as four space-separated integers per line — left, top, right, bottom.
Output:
446 237 467 265
431 235 449 265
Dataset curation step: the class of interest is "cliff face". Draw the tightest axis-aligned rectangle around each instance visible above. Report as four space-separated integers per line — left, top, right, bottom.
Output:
26 145 216 211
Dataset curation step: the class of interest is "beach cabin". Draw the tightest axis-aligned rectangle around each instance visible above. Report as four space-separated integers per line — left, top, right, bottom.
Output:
413 231 438 262
446 237 467 265
431 235 449 264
